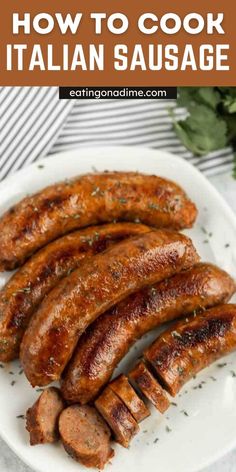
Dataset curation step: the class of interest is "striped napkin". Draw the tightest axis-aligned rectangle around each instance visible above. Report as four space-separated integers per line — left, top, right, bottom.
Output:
0 86 234 182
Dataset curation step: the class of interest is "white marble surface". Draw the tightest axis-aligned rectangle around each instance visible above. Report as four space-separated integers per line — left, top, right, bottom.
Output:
0 170 235 472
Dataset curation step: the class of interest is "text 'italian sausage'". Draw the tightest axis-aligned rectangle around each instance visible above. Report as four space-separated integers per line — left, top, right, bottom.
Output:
20 230 199 387
144 304 236 396
61 263 235 404
0 172 197 271
0 223 150 362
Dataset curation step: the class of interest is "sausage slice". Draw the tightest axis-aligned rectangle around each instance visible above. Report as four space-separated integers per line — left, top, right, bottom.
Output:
0 222 150 362
61 263 235 404
59 405 114 469
109 374 150 422
26 387 64 445
95 387 139 447
144 304 236 396
0 171 197 271
21 230 198 387
129 361 170 413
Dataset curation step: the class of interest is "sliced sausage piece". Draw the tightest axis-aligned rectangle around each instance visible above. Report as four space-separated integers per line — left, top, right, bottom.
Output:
129 362 170 413
109 374 150 422
20 230 198 387
95 386 139 448
61 263 235 404
144 304 236 396
0 222 150 362
26 387 64 445
0 171 197 271
59 405 114 469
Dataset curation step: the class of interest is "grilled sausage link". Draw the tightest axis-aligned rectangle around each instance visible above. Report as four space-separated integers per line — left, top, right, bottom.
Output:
0 172 197 271
144 304 236 396
20 230 198 387
0 223 150 362
61 263 235 404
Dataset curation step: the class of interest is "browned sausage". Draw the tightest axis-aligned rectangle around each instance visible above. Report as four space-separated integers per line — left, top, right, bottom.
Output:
95 387 139 448
26 387 64 445
109 374 150 422
59 405 114 469
0 222 150 362
0 172 197 271
129 361 170 413
20 230 198 387
61 263 235 404
144 304 236 396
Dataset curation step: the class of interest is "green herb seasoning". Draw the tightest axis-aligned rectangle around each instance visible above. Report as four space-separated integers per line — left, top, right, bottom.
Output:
172 330 182 339
171 87 236 164
148 202 161 211
177 366 184 376
13 287 31 295
91 187 104 197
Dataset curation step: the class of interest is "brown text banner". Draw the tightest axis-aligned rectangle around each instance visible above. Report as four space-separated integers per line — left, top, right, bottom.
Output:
0 0 235 86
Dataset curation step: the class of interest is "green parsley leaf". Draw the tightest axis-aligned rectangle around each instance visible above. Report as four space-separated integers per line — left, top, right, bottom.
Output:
233 154 236 179
177 87 221 111
172 104 227 156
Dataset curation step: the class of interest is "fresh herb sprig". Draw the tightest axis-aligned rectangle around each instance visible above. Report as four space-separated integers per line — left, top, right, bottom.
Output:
171 87 236 176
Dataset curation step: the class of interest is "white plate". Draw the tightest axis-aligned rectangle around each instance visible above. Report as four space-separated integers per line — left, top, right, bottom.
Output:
0 147 236 472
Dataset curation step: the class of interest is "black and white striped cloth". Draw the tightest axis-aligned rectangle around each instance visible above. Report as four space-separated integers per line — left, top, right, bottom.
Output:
0 86 234 181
